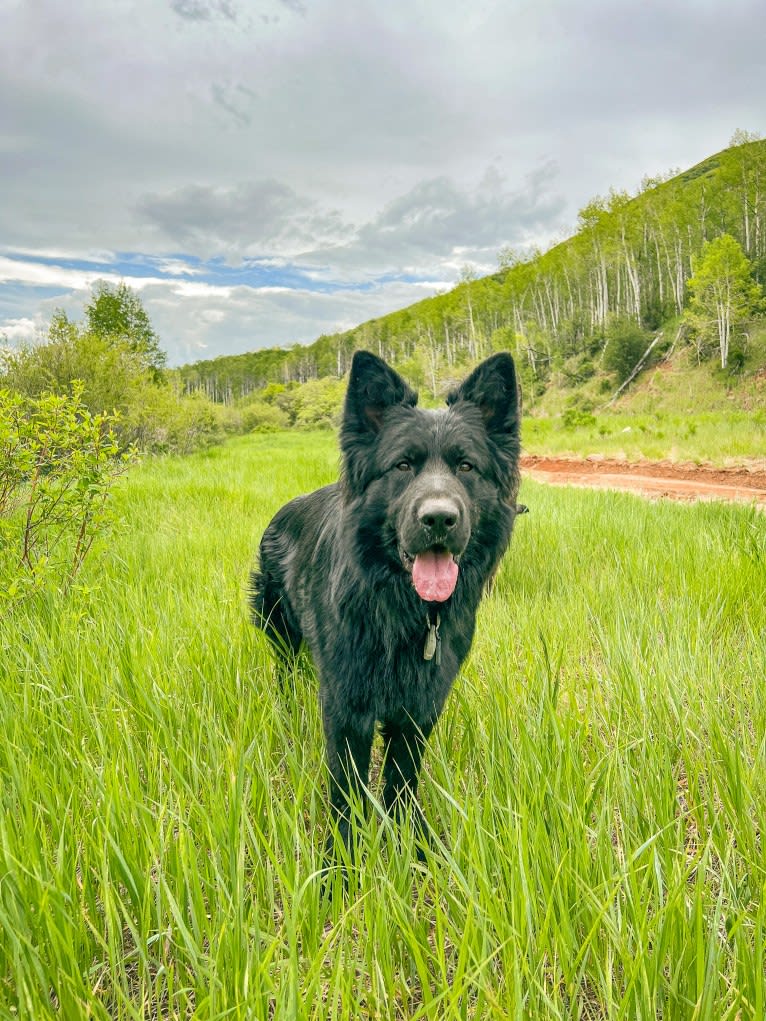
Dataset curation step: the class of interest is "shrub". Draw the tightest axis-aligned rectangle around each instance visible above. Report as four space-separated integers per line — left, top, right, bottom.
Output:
240 401 291 432
122 386 221 454
2 295 223 456
291 377 346 428
515 354 549 402
603 318 652 382
560 354 596 388
562 406 597 430
260 383 288 403
0 385 135 605
4 329 148 416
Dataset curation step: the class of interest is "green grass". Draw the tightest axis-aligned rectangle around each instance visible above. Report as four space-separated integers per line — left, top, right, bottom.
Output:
523 410 766 464
1 432 765 1019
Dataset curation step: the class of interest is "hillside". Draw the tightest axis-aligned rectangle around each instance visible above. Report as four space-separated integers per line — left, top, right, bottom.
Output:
175 138 766 413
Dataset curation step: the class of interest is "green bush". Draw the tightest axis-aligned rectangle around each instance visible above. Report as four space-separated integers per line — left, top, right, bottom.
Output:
240 400 291 432
4 330 224 455
4 329 148 415
123 386 221 454
561 406 596 429
0 385 135 605
290 377 346 428
515 355 549 403
2 292 223 456
603 318 652 382
260 382 288 403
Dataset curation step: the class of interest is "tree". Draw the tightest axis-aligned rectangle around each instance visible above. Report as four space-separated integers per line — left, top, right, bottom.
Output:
684 234 763 369
497 246 523 271
48 309 79 344
730 128 762 147
85 281 166 377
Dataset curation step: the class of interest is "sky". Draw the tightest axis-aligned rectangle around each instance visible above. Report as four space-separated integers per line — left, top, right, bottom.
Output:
1 0 764 367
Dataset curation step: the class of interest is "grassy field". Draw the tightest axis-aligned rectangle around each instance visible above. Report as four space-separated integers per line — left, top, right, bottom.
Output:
523 410 766 465
1 431 765 1019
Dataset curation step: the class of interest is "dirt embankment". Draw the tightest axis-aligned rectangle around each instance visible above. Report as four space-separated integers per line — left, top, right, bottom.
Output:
521 455 766 506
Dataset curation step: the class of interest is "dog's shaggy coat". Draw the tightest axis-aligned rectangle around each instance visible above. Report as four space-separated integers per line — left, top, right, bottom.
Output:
251 351 521 854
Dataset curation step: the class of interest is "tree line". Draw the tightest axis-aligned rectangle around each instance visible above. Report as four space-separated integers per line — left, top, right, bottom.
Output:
176 134 766 401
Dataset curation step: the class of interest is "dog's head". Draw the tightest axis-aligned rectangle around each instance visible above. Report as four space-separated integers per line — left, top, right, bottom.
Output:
340 351 521 603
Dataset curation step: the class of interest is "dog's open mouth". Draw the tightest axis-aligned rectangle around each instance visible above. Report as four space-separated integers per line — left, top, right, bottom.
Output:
401 546 460 603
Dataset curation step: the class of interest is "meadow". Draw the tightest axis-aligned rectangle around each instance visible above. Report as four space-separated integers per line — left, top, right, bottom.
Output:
523 410 766 465
1 431 764 1019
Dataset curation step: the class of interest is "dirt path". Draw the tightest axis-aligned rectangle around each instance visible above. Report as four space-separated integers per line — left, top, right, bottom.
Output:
521 455 766 506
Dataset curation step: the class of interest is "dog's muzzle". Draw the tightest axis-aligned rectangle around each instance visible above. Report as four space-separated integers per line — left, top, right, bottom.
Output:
399 488 470 602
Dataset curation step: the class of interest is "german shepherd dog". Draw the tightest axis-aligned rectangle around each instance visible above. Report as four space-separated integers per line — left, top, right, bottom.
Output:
251 351 521 857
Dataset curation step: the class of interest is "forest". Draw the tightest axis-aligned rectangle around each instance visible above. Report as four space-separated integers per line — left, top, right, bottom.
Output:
175 135 766 406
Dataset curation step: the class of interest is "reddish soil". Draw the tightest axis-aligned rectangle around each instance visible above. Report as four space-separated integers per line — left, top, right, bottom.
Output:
521 455 766 506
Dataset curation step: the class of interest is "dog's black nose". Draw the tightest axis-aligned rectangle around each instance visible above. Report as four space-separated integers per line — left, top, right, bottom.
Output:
418 498 459 532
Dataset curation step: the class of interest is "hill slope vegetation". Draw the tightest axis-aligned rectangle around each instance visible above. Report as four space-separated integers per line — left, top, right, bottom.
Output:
176 137 766 415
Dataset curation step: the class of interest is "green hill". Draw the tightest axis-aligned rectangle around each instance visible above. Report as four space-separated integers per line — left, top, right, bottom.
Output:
176 138 766 415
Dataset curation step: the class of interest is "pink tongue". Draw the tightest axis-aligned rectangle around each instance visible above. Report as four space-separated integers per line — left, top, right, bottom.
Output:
412 551 459 602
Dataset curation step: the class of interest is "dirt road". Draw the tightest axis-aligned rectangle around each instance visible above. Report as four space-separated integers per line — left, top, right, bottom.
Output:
521 455 766 506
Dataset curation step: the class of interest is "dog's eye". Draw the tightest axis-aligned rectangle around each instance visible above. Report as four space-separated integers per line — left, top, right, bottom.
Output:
396 460 412 472
458 461 473 473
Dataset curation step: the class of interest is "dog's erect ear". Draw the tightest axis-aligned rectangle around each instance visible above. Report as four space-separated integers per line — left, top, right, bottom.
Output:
343 351 417 434
446 352 520 434
447 353 521 500
341 352 417 495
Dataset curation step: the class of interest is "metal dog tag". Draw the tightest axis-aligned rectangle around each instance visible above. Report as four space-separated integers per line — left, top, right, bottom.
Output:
424 613 440 661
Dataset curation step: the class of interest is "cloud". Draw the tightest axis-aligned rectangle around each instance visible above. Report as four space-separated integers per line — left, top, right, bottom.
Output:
143 276 452 365
0 256 167 294
299 164 566 276
169 0 239 22
169 0 305 23
0 317 38 343
0 246 118 264
0 257 113 293
151 257 203 277
0 247 453 365
380 164 562 249
136 164 565 278
138 180 353 257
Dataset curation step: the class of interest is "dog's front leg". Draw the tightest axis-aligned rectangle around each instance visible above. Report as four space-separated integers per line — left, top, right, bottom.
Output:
322 706 375 858
381 719 435 856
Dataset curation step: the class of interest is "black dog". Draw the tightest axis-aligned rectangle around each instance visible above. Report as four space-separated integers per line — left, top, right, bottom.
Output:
251 350 521 856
